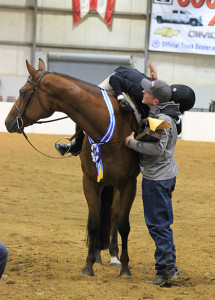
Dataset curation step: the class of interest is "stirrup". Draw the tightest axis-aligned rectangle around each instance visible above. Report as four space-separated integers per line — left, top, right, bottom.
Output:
54 137 72 156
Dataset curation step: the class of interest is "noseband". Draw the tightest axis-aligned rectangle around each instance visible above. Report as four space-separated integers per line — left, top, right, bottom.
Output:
15 70 48 130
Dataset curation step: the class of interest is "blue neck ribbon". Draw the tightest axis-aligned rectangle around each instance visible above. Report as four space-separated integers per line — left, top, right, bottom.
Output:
88 88 115 182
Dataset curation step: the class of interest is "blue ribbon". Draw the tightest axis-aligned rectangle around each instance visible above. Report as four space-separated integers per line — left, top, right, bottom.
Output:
88 88 115 182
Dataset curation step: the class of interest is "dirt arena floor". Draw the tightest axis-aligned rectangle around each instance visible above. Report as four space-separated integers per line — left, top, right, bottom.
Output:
1 132 215 300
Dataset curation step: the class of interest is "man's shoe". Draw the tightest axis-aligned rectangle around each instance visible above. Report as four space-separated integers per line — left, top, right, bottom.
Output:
146 275 167 287
146 270 182 287
167 269 182 284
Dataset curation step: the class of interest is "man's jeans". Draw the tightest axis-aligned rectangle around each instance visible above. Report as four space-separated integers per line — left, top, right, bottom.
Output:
142 177 178 278
0 242 8 279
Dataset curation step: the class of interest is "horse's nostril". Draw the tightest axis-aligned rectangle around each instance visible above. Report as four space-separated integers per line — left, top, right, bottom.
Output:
5 120 13 133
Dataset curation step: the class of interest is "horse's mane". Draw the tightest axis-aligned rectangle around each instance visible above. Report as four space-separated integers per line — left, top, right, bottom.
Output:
48 71 102 97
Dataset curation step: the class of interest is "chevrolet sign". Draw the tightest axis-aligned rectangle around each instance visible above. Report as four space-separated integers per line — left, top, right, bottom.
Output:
154 27 180 37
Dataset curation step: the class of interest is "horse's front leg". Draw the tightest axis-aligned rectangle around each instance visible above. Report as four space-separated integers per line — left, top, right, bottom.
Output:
81 175 101 276
118 178 137 276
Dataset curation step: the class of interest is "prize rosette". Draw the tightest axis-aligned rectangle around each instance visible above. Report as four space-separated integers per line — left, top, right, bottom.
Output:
91 143 101 163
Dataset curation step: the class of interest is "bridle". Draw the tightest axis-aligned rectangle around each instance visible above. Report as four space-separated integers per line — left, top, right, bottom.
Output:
14 70 71 159
15 71 69 130
15 71 49 130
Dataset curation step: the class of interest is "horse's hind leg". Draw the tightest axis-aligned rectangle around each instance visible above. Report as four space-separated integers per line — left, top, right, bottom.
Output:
109 222 121 267
94 218 121 267
94 189 120 266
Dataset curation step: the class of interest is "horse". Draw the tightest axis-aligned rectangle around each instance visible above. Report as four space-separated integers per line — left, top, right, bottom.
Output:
5 59 140 276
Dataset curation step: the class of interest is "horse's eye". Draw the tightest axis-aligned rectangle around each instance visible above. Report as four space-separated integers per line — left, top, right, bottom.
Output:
20 92 25 98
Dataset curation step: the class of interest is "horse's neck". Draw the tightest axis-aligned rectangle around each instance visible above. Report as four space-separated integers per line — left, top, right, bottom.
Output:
46 74 112 141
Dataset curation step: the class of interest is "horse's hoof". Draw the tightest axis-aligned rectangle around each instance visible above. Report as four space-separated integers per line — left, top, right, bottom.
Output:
110 256 121 267
81 267 94 276
110 262 121 267
119 268 131 277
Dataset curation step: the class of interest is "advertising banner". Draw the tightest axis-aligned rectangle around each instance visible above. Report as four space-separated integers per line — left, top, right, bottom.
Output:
149 0 215 55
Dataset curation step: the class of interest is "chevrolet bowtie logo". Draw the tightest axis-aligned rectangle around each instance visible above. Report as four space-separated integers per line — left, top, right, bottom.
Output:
154 27 180 37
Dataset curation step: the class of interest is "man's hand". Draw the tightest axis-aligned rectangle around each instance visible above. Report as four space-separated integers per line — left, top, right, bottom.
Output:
125 132 135 147
148 61 158 80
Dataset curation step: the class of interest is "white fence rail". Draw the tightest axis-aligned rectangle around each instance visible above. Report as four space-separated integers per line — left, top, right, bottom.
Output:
1 103 215 142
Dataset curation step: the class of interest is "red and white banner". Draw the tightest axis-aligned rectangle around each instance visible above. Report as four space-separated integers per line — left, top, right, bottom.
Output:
73 0 115 26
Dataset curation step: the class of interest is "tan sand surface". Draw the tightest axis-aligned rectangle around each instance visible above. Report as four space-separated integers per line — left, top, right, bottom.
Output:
1 132 215 299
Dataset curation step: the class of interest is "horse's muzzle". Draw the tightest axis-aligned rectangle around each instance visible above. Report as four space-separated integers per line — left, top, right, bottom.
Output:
5 117 22 133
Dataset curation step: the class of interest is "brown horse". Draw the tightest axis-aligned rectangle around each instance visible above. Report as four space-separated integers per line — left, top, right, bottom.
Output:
5 59 140 276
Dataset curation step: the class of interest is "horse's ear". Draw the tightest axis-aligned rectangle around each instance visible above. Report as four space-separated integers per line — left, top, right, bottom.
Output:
38 58 46 71
26 60 37 80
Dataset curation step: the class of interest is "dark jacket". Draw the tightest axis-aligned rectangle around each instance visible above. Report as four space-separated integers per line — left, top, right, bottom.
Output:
109 66 181 134
109 66 151 118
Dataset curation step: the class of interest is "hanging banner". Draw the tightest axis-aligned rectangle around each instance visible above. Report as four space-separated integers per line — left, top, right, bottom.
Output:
149 0 215 55
73 0 115 27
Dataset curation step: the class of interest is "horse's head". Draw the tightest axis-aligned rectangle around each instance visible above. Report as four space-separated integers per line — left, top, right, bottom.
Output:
5 59 53 133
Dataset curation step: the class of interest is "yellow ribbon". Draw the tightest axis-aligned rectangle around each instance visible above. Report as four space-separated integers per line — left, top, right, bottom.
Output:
148 117 172 132
97 168 103 183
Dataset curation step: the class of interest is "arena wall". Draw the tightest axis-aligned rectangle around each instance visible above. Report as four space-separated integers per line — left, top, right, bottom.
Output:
0 1 215 111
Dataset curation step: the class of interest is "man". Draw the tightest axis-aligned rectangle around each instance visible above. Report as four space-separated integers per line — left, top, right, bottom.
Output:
125 78 181 286
0 242 8 279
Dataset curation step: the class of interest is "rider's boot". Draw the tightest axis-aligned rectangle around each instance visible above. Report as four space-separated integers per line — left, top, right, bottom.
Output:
56 128 85 156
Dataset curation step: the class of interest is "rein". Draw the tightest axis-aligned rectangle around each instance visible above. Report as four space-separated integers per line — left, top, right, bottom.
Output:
34 116 69 124
21 130 72 159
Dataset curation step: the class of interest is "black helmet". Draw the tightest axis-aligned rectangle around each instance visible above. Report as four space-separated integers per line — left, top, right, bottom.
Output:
170 84 196 113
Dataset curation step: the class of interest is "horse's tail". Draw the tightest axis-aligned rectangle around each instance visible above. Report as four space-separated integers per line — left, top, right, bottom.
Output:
100 185 113 250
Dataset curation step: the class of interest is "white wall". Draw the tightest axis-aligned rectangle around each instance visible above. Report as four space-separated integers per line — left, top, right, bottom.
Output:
0 76 26 102
1 102 215 142
181 112 215 142
149 52 215 110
